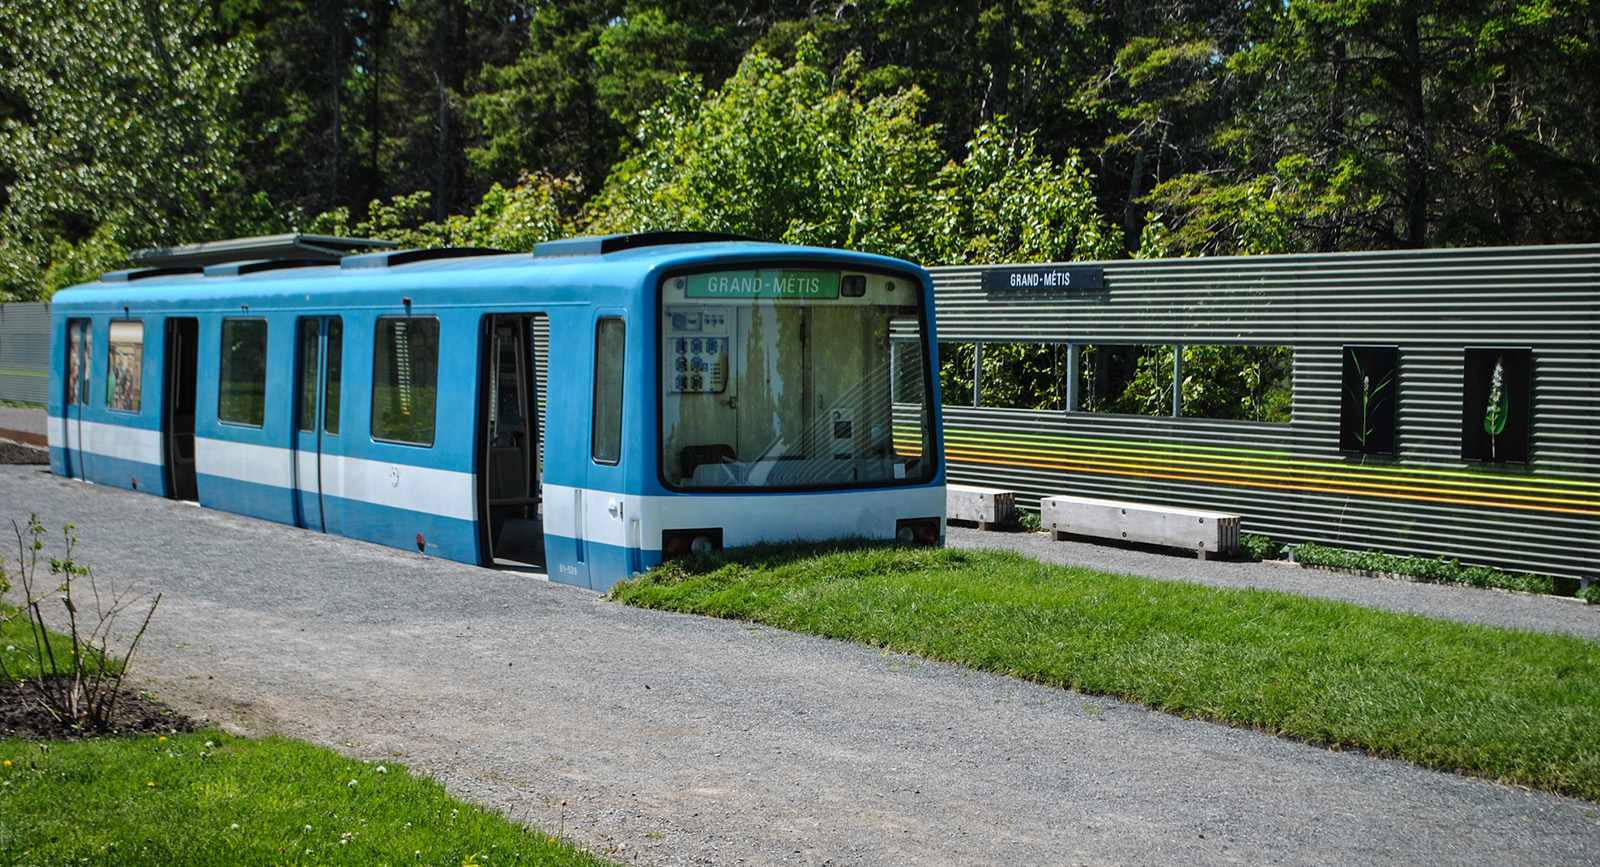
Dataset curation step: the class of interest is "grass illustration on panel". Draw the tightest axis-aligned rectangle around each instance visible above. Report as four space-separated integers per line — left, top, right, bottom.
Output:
1344 348 1393 451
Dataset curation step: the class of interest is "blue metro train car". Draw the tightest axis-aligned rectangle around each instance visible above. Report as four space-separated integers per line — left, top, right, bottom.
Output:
46 232 946 590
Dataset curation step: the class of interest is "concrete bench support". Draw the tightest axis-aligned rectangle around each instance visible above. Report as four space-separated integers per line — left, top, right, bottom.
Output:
1041 494 1241 559
947 484 1016 531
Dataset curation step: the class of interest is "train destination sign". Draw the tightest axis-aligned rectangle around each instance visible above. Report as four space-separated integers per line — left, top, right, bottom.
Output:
981 266 1105 292
684 271 840 299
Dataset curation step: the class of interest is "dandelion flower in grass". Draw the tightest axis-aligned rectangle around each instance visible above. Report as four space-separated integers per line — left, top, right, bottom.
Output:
3 760 10 768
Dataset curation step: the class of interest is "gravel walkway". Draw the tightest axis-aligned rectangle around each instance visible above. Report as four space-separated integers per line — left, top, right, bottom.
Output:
3 465 1597 866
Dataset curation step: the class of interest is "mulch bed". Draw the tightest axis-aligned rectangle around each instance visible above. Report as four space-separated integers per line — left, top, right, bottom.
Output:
0 677 197 740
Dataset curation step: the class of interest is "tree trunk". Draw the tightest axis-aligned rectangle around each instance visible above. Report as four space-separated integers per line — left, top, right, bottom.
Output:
1401 10 1428 247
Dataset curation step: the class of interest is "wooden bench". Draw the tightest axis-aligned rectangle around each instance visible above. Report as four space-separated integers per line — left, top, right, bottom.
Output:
946 484 1017 530
1040 494 1241 559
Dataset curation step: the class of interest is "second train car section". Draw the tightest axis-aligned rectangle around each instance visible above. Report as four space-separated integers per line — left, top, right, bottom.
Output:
45 232 947 591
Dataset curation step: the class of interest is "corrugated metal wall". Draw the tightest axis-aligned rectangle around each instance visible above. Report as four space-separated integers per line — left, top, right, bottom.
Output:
0 302 50 405
930 246 1600 583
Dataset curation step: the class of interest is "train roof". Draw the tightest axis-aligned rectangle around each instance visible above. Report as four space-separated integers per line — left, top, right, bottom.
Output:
54 232 926 309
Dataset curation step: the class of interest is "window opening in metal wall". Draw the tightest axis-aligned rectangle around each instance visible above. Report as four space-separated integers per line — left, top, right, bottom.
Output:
1173 345 1293 423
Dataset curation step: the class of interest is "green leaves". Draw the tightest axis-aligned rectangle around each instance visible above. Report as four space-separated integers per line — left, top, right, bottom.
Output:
584 40 1124 266
0 0 254 299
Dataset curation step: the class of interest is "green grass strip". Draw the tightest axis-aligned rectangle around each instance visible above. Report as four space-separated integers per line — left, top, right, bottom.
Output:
611 541 1600 800
2 603 93 681
0 732 612 866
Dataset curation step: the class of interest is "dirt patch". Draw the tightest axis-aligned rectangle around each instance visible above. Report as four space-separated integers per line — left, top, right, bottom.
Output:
0 677 197 740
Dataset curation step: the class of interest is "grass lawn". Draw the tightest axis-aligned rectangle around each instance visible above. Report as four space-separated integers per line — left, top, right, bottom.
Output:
611 540 1600 801
2 607 613 866
0 732 611 866
2 603 84 680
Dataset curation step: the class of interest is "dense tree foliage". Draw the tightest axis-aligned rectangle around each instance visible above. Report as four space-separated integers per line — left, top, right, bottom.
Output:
6 0 1600 301
0 0 252 297
582 40 1122 263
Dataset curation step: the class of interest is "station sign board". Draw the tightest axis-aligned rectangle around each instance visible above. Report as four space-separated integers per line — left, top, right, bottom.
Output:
981 266 1105 292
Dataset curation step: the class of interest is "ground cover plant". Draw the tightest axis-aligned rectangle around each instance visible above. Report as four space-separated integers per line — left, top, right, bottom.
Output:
0 732 614 866
1289 540 1592 601
611 540 1600 801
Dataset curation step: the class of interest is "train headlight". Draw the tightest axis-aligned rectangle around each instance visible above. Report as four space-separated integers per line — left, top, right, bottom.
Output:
662 528 723 560
895 517 941 547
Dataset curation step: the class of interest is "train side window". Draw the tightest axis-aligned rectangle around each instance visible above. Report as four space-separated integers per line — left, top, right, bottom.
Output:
66 319 90 406
591 318 625 465
372 316 440 446
297 320 320 432
106 320 145 413
219 318 268 427
324 318 343 435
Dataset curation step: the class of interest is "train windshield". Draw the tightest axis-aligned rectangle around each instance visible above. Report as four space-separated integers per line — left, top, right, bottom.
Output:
659 267 936 490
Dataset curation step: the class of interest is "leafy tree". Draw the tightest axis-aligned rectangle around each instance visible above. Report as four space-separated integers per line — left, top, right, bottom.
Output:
584 36 1129 264
304 171 579 251
222 0 534 222
582 38 944 257
925 123 1122 265
1147 0 1600 252
471 0 814 192
0 0 254 299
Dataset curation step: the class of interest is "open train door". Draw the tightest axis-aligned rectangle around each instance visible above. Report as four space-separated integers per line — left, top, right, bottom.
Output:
477 313 546 567
162 318 199 500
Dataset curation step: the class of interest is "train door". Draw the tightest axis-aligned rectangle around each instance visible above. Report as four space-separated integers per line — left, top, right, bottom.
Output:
292 316 344 532
162 318 199 500
586 313 635 585
478 313 545 566
62 318 91 479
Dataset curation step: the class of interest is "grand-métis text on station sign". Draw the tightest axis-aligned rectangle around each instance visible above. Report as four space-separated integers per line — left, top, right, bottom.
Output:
980 266 1105 292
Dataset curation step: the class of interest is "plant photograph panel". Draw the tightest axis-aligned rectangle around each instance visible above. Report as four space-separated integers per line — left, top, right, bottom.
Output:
1460 347 1531 464
1339 345 1398 455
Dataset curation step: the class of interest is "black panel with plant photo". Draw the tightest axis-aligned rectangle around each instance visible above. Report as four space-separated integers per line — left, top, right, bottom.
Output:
1339 345 1398 455
1461 347 1531 463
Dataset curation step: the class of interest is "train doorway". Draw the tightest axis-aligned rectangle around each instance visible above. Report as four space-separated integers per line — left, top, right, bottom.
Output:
162 317 198 500
291 316 344 532
478 313 547 567
62 318 91 479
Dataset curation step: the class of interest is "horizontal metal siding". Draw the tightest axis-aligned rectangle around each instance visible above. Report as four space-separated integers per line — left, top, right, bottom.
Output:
933 246 1600 583
0 302 50 404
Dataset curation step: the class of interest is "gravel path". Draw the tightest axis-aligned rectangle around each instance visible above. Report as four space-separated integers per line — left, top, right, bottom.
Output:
3 465 1597 866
